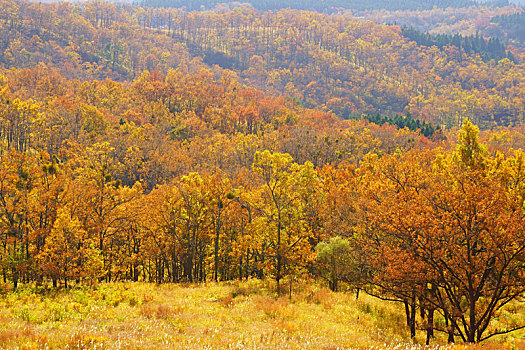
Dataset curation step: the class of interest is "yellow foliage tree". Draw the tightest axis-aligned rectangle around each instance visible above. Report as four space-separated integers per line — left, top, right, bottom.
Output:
38 206 103 288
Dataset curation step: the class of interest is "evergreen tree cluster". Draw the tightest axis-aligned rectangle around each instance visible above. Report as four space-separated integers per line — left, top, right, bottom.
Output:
490 10 525 46
343 110 439 137
402 27 515 62
480 0 512 6
140 0 478 12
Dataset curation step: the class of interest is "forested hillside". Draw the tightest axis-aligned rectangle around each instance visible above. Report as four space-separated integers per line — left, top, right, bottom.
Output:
1 0 525 347
361 6 525 47
491 10 525 46
140 0 479 12
401 27 514 62
1 0 525 128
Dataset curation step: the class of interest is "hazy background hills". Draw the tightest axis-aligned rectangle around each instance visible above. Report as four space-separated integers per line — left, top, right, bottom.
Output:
138 0 522 11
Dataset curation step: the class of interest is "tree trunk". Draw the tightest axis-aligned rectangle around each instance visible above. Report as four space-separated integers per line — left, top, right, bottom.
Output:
183 254 192 282
289 276 293 301
468 297 476 343
200 256 205 282
404 295 417 339
12 267 18 290
133 263 139 282
245 249 250 280
214 226 220 282
445 313 455 343
410 296 417 338
239 256 243 281
426 308 434 345
276 220 282 295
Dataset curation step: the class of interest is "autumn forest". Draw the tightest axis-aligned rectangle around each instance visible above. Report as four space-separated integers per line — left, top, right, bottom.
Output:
1 0 525 348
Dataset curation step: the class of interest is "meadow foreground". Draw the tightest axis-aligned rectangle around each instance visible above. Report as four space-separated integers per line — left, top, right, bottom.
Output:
0 280 522 349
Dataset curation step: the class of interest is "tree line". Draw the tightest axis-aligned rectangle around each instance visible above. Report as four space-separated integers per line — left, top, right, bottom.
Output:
343 111 441 137
491 10 525 47
140 0 479 12
1 0 525 129
401 27 516 62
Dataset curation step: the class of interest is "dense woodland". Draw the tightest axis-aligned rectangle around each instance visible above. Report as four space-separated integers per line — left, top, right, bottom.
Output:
139 0 480 12
361 6 525 47
401 27 514 62
1 0 525 129
491 10 525 46
349 112 439 137
1 0 525 345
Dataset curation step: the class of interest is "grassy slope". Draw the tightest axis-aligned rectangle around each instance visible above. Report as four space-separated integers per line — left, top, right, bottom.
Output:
0 281 522 349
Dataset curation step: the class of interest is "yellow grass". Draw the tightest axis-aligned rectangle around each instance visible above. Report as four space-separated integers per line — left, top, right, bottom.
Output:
0 280 522 349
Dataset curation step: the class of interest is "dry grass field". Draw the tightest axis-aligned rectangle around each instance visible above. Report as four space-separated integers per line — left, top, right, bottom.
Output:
0 280 523 349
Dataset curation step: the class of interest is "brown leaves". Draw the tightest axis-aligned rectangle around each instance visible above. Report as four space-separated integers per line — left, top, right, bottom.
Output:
354 122 525 342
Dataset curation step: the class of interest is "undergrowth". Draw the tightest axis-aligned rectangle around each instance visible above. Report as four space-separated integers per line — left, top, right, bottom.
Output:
0 280 522 349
